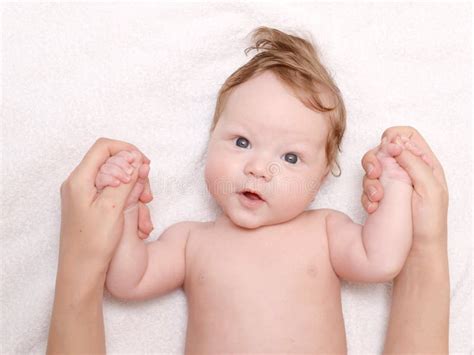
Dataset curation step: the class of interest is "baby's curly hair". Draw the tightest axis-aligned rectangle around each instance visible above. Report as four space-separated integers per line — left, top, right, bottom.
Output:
209 26 346 176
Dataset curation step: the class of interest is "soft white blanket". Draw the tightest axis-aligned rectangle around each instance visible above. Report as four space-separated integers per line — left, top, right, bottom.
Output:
1 2 471 354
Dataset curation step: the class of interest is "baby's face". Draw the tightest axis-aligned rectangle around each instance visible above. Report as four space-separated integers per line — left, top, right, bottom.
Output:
205 71 330 229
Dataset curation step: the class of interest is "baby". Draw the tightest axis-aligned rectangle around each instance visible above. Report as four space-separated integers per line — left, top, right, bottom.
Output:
96 27 428 353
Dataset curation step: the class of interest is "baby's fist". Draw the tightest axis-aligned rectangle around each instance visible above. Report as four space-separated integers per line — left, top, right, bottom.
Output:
95 150 137 190
376 137 411 185
95 150 149 209
375 136 431 186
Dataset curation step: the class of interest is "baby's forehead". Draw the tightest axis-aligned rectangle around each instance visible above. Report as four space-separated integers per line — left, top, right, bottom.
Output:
222 114 326 148
222 73 330 140
224 97 327 130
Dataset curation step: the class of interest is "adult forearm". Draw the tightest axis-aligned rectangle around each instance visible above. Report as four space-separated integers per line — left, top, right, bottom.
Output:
383 246 450 354
47 257 107 355
363 179 413 274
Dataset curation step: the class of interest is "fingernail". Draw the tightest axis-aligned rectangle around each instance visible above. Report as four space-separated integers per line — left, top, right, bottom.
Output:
367 163 374 175
126 167 134 175
368 186 377 197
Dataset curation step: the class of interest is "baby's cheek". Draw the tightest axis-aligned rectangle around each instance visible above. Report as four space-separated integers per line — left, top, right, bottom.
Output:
204 159 230 199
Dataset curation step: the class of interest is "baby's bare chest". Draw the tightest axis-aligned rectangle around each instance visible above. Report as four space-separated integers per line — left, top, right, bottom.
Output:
182 216 345 352
184 216 338 295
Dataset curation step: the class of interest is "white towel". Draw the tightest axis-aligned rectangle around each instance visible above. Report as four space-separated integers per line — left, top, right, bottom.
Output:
1 2 471 354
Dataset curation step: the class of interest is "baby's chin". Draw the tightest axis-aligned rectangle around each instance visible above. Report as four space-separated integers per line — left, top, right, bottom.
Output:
225 208 297 230
231 217 264 230
225 209 268 230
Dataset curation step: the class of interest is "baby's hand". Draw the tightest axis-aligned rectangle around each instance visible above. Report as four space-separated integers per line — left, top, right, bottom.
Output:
95 150 151 207
95 150 153 238
375 136 430 185
95 150 138 191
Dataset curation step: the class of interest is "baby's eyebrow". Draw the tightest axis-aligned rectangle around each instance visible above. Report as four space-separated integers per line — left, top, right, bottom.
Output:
286 136 319 148
286 142 316 154
226 120 250 131
225 119 320 150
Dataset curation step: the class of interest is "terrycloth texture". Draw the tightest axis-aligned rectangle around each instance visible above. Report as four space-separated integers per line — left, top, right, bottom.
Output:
1 2 471 354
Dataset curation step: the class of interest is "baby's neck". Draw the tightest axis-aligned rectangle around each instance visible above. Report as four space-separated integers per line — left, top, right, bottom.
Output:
214 211 238 229
214 211 272 234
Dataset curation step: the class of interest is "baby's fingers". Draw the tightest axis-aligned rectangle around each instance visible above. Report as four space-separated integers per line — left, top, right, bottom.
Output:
100 161 132 184
379 141 403 157
95 172 121 190
107 155 135 175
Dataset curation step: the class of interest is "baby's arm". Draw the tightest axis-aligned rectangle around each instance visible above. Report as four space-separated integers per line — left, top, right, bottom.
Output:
326 137 423 283
96 151 190 301
106 206 191 301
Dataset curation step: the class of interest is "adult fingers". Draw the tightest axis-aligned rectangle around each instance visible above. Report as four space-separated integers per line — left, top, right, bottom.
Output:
394 148 442 198
124 164 151 207
139 177 153 203
360 144 383 212
361 193 379 214
138 202 154 239
135 160 153 203
361 145 382 179
122 161 149 209
381 126 447 191
363 175 384 203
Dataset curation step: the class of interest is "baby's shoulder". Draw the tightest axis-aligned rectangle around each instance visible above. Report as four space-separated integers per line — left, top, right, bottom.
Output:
173 219 211 227
303 208 350 228
158 220 210 241
304 208 341 221
168 220 213 234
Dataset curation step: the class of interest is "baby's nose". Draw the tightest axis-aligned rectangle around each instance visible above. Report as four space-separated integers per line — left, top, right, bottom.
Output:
245 160 271 181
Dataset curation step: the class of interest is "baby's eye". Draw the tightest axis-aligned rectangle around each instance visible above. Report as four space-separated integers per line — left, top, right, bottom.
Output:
235 136 250 149
283 152 298 164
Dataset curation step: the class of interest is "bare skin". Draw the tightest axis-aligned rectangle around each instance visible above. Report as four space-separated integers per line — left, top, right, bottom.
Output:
101 139 425 353
47 125 449 354
361 127 450 353
101 73 433 353
184 210 345 353
46 138 151 355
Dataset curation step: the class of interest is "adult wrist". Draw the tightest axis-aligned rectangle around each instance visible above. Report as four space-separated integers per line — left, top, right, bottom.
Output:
55 254 108 302
409 237 448 261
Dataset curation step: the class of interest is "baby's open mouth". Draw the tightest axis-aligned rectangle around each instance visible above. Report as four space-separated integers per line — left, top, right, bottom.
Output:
240 190 264 201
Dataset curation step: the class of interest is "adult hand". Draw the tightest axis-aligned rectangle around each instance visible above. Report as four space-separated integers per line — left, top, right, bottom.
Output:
369 127 451 353
48 137 152 355
360 126 449 252
59 137 152 272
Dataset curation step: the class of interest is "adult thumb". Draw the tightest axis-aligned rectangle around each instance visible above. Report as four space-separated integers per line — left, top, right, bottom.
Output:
395 148 437 197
